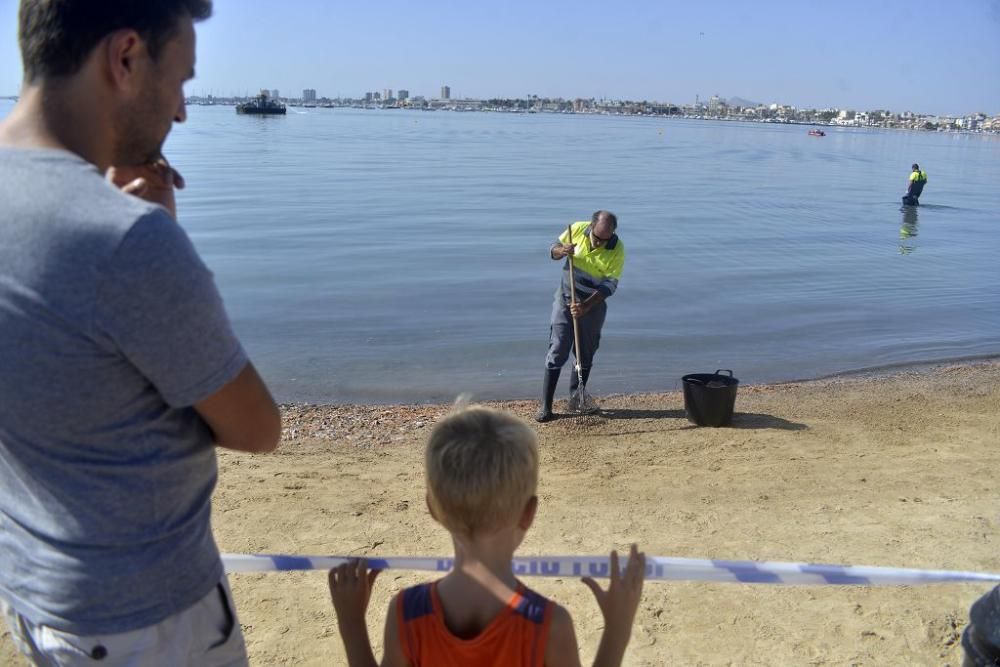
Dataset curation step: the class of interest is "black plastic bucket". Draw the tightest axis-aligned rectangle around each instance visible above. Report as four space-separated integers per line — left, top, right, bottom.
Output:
682 369 739 427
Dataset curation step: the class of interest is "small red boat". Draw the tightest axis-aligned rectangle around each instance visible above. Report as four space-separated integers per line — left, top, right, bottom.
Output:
808 129 826 137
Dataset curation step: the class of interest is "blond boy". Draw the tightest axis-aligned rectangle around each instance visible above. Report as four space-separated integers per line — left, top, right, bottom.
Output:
330 405 646 666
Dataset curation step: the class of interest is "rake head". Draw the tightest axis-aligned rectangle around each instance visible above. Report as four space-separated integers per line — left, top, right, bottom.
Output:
569 385 598 414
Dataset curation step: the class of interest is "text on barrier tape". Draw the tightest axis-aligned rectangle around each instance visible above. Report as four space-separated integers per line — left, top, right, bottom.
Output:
221 554 1000 586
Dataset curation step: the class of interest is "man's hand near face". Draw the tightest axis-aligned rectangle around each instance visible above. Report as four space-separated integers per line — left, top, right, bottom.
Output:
107 157 185 219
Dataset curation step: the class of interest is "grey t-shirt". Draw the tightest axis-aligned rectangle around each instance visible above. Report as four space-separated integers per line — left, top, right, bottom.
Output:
0 147 248 635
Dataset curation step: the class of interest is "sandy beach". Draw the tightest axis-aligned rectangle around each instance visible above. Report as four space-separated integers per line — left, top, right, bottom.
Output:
3 360 999 665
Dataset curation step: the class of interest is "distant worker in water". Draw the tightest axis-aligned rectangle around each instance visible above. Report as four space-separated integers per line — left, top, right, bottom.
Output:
902 163 928 206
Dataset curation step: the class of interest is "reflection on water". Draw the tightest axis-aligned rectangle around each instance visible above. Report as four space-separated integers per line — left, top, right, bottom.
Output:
899 205 919 254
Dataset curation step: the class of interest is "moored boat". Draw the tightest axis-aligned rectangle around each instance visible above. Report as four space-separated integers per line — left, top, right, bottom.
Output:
236 90 286 116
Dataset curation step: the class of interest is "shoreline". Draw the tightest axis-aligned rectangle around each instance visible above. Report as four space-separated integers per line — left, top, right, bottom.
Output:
275 354 1000 410
277 357 1000 448
771 353 1000 387
173 100 1000 137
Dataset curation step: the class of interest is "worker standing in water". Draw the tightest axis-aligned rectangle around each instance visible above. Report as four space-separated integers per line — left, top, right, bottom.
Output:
902 163 928 206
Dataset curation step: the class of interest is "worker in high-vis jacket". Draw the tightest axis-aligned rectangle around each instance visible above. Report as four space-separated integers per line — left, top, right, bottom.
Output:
536 210 625 422
903 163 928 205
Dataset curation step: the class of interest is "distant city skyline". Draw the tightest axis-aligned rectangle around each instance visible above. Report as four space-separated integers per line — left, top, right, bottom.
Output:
1 0 999 116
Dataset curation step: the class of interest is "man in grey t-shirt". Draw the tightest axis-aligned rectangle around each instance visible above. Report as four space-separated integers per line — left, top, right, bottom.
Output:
0 2 281 664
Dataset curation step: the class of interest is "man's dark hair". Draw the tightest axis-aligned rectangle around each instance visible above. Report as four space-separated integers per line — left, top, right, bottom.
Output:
591 210 618 230
912 163 920 170
19 0 212 83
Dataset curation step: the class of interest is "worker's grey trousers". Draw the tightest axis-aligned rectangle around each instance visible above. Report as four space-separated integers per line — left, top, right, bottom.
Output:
544 298 607 380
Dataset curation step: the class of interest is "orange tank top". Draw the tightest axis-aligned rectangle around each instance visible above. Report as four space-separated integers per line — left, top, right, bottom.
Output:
396 580 554 667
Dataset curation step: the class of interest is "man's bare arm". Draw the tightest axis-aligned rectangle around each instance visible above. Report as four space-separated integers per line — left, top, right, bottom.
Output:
194 362 281 453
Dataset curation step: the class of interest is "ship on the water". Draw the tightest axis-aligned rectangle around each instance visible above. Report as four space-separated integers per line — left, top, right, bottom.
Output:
236 90 286 116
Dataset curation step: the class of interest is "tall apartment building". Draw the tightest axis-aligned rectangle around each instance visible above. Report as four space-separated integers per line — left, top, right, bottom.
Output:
397 89 409 101
441 85 451 100
303 88 317 102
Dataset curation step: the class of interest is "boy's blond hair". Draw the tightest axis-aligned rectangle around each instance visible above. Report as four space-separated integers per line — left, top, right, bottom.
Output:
425 405 539 538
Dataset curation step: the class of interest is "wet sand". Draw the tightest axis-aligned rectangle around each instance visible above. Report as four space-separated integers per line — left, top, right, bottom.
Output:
3 360 999 665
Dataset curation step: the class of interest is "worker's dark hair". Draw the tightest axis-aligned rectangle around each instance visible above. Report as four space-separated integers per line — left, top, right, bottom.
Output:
591 210 618 230
19 0 212 83
912 163 920 170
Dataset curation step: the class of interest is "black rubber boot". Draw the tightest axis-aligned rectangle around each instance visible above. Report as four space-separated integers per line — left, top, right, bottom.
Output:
535 368 561 422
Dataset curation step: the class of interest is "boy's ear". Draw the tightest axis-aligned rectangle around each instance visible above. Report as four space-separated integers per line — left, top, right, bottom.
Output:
519 495 538 530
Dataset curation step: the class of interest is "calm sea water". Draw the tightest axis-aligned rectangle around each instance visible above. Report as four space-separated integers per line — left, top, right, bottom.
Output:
4 99 999 403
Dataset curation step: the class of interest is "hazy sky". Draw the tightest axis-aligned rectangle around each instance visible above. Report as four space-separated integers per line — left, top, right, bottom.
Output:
2 0 998 115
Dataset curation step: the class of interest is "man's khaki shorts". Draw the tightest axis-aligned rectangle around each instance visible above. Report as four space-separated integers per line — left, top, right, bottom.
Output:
1 576 249 667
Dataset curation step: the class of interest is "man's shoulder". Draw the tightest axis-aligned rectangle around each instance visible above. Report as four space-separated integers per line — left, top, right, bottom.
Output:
70 169 169 234
0 150 177 280
63 188 175 267
1 146 168 233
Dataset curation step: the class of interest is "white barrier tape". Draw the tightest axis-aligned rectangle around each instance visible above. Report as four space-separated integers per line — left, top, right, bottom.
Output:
222 554 1000 586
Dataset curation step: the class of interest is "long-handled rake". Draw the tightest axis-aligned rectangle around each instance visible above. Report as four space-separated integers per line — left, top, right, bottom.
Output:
566 224 596 414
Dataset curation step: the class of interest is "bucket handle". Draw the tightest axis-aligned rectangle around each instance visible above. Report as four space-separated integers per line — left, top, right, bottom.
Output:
714 369 734 377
